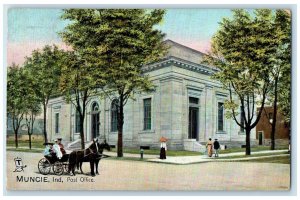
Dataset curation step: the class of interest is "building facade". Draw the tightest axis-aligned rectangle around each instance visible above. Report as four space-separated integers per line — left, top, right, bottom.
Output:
47 40 256 150
256 106 290 146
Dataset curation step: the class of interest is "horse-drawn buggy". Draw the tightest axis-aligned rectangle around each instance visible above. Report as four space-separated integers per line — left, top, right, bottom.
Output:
38 155 69 175
38 139 111 176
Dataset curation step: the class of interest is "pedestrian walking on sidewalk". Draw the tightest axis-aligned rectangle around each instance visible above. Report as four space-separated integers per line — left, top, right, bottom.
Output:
160 137 168 159
206 138 213 157
213 139 220 157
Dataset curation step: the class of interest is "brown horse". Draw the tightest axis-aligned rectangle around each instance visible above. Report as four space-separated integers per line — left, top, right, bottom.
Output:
68 139 103 177
77 140 111 175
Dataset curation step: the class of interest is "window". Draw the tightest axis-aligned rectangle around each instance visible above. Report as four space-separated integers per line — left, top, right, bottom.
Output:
91 102 100 138
75 110 80 133
92 102 99 112
218 102 224 131
143 98 151 130
269 112 273 120
240 106 245 132
111 99 119 132
55 113 59 134
189 97 199 105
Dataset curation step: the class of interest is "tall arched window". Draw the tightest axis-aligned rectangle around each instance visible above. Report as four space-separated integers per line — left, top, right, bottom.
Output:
218 102 224 131
91 102 100 139
111 99 119 132
75 110 80 133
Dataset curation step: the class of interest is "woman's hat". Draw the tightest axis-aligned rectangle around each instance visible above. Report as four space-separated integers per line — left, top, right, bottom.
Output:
160 137 168 142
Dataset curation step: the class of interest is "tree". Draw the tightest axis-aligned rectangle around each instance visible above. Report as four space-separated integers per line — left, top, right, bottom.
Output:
24 45 64 143
203 9 282 155
22 68 42 149
60 9 167 157
262 10 291 150
59 51 98 149
274 10 291 126
7 64 27 148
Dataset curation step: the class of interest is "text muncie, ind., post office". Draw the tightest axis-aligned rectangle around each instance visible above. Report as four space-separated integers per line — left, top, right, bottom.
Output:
16 176 95 183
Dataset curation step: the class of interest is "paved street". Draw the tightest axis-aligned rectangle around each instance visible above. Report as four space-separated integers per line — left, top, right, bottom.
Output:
6 151 290 191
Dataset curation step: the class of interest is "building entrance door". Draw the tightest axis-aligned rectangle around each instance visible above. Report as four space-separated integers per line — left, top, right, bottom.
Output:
258 132 263 145
189 107 199 140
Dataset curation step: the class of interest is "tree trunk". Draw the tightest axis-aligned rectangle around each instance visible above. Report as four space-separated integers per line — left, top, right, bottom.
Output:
14 130 18 148
271 77 278 150
43 103 48 143
29 134 32 149
80 116 85 149
245 128 251 155
30 114 34 150
117 96 124 157
12 116 18 148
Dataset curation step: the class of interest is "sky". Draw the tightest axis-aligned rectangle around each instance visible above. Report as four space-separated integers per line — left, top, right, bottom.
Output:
7 8 233 66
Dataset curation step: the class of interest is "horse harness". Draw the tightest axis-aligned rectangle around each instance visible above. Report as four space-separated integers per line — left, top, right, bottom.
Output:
73 147 98 164
81 147 97 158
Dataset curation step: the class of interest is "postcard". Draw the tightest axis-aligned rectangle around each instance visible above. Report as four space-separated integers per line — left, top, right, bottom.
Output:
6 7 291 191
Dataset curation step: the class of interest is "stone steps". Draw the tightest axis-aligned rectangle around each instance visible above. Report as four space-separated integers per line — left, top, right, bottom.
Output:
183 139 206 153
66 139 92 151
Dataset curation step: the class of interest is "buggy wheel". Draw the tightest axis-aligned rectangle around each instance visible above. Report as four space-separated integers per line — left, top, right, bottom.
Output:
38 158 51 175
53 161 64 176
64 163 69 173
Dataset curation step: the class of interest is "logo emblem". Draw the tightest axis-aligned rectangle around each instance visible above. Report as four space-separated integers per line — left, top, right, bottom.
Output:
13 157 27 172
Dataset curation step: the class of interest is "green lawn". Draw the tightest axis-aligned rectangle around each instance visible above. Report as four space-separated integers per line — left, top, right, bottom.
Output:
6 140 45 149
7 148 43 153
106 156 146 162
111 148 202 156
7 140 289 158
110 145 288 156
216 152 289 159
219 145 289 154
238 155 290 164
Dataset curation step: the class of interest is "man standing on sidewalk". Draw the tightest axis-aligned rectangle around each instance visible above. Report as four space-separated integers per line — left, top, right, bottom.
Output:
213 139 220 157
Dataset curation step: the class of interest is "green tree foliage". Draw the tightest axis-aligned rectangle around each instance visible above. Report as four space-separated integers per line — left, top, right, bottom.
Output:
275 10 291 124
59 51 98 149
7 65 27 148
262 10 291 150
24 45 64 143
60 9 167 157
203 9 287 155
22 68 42 149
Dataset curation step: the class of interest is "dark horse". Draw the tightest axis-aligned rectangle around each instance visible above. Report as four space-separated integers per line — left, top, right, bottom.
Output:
77 140 110 175
68 139 110 176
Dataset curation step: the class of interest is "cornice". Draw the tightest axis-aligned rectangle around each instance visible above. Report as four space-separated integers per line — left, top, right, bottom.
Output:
142 56 218 75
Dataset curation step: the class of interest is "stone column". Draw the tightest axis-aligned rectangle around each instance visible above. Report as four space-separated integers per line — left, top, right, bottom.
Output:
159 78 173 140
205 84 214 141
170 78 184 149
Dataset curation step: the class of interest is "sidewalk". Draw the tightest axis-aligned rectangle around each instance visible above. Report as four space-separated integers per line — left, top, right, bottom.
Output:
103 149 289 164
6 146 158 159
146 150 289 164
7 146 289 164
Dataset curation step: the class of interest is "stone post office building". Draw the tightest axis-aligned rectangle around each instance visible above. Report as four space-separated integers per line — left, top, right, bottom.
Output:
47 40 256 151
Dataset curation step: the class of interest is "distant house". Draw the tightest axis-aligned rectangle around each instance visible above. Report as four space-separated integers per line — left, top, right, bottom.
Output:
256 106 290 146
6 115 44 141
